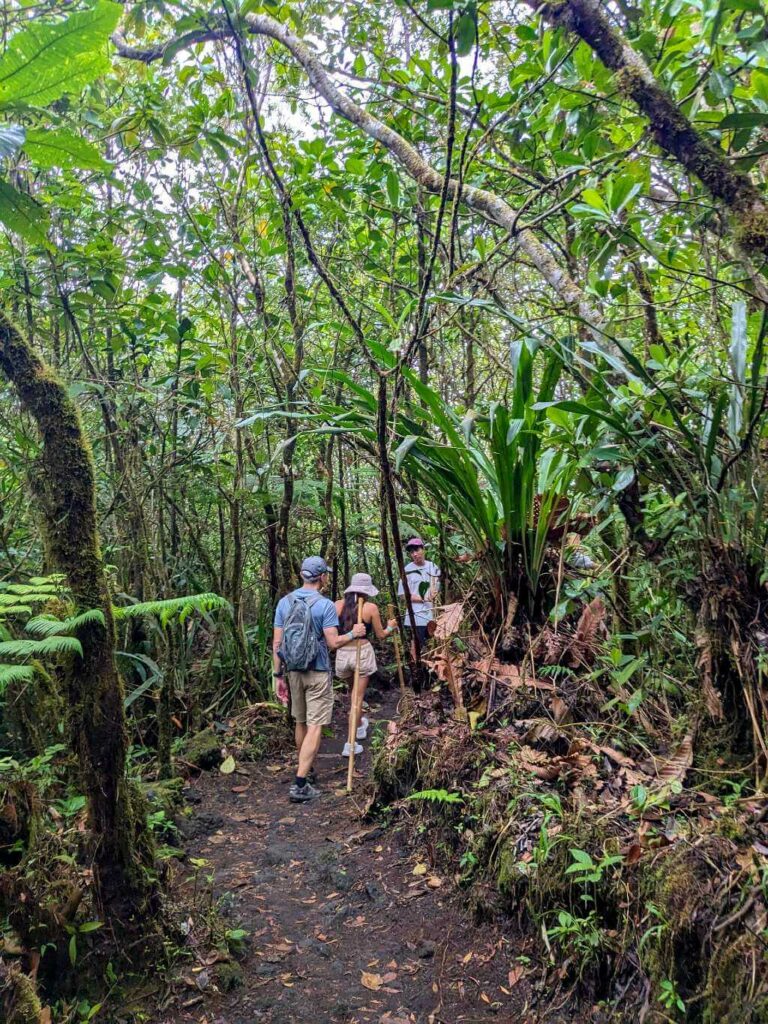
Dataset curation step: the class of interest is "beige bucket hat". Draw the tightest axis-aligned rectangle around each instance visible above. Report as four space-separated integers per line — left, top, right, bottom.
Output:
344 572 379 597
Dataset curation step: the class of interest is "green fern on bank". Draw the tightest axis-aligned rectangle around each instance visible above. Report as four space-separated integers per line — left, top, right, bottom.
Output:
0 664 36 687
112 593 230 626
25 608 106 637
405 788 464 804
0 576 230 696
0 636 83 658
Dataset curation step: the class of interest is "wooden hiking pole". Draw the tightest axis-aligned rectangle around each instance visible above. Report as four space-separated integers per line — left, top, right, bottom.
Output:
388 602 406 694
346 596 364 793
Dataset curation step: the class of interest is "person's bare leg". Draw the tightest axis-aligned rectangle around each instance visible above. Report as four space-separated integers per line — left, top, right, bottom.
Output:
295 722 307 758
353 675 369 736
298 723 323 778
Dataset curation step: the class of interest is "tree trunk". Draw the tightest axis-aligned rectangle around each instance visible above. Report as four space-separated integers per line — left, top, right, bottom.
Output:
0 311 156 924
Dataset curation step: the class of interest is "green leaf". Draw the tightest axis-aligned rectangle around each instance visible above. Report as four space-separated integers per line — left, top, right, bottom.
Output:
0 664 36 691
0 635 83 658
0 181 49 242
455 12 476 56
386 169 400 207
23 128 108 170
708 70 734 100
0 1 121 108
78 920 103 933
719 111 768 129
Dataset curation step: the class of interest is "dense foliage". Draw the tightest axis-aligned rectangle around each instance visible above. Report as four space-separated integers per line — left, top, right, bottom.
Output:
1 0 768 1019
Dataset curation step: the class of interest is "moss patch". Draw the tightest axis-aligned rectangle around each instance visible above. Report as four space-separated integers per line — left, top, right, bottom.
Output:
184 728 223 770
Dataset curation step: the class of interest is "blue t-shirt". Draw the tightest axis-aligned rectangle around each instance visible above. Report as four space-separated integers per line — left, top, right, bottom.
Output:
274 588 339 672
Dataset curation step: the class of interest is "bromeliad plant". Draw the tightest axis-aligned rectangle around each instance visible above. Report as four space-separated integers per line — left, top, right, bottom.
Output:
309 338 582 621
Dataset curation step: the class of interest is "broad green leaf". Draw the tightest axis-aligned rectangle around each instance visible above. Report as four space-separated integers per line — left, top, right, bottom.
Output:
0 180 49 243
23 128 108 170
386 169 400 207
455 12 476 56
0 1 121 108
719 111 768 129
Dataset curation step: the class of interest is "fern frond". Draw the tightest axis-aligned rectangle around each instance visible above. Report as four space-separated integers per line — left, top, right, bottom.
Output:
0 605 32 616
0 584 63 596
0 664 36 690
0 636 82 659
405 788 463 804
113 593 231 626
25 608 105 637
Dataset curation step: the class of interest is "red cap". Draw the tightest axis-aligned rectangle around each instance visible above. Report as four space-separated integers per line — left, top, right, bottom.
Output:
405 536 425 549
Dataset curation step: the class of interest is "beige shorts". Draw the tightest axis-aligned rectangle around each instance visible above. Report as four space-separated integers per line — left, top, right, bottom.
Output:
287 669 333 726
335 640 377 679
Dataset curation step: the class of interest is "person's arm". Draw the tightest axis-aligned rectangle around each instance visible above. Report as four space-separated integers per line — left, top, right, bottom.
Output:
324 598 365 651
272 627 284 674
428 564 441 601
370 603 397 640
272 624 288 705
325 623 366 651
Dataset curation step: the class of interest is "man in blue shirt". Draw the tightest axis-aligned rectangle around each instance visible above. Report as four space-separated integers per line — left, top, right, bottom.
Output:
273 556 366 803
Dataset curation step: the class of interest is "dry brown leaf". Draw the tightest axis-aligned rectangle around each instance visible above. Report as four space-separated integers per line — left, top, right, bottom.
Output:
657 735 693 785
361 970 383 991
431 601 464 639
624 844 643 865
551 696 570 723
508 965 524 987
426 876 442 889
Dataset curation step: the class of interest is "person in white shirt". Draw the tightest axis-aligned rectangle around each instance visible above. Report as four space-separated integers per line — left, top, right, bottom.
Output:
397 536 440 659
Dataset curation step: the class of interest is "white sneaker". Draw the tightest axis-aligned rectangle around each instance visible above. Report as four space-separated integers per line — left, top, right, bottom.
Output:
342 742 363 757
356 716 369 740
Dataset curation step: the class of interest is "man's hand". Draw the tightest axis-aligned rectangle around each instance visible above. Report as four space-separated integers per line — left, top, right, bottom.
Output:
387 617 398 630
351 622 366 638
275 675 289 707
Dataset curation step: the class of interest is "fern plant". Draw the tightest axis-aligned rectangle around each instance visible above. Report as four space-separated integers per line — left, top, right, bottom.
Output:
0 576 231 694
405 788 464 804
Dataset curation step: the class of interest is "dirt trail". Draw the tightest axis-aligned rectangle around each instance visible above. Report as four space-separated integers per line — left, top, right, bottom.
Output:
152 688 524 1024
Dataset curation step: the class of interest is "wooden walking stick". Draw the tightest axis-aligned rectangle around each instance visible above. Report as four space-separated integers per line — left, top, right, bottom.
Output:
388 602 406 695
346 596 364 793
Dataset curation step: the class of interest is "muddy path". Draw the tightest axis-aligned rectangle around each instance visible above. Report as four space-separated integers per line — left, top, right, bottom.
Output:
149 689 531 1024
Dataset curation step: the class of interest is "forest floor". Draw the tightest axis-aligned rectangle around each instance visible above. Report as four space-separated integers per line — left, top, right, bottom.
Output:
144 687 529 1024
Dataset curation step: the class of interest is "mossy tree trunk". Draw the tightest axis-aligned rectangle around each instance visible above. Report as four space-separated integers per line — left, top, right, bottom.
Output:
0 311 156 924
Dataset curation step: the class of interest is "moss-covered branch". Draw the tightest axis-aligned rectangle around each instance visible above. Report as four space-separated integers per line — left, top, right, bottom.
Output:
536 0 768 260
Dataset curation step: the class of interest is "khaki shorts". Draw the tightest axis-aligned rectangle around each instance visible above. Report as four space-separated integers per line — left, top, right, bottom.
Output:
335 640 377 679
288 669 333 726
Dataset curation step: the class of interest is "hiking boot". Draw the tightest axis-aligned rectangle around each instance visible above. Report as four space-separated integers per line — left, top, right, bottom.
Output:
342 742 363 757
289 781 320 803
356 716 369 740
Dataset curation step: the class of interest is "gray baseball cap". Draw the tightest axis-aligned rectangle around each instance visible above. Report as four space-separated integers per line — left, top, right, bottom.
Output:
301 555 330 580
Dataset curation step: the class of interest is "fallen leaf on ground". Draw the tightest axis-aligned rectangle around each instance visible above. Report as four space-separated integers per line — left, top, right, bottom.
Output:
361 970 383 991
426 876 442 888
508 965 524 987
412 862 428 876
219 755 235 774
